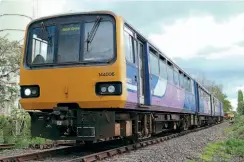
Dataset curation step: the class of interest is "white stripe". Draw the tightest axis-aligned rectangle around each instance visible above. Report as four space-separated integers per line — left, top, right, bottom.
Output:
127 83 137 91
153 78 167 97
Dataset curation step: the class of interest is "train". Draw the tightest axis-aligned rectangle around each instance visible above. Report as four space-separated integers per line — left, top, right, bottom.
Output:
19 11 224 143
224 112 234 120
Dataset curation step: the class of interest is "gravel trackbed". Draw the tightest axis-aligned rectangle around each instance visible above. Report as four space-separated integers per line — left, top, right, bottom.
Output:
0 122 228 162
101 122 228 162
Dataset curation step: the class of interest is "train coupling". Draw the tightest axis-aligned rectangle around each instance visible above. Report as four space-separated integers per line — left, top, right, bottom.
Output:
50 107 75 127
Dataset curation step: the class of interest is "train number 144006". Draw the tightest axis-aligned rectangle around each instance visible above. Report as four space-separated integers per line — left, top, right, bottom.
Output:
98 72 115 77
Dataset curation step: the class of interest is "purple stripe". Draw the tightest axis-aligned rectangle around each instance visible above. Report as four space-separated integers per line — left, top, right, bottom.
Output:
151 83 185 109
127 91 137 103
126 83 196 114
125 102 195 114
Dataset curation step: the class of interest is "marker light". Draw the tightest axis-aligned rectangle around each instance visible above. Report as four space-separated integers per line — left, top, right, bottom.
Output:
101 86 107 93
32 89 37 95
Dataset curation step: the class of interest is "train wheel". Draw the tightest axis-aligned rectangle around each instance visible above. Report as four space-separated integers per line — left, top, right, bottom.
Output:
122 136 137 145
179 119 188 131
183 119 188 131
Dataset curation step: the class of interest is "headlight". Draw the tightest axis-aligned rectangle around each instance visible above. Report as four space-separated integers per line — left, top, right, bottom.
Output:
108 85 115 93
21 85 40 98
95 82 122 95
24 88 31 96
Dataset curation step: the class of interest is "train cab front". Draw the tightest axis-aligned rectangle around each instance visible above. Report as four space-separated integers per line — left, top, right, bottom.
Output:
19 11 127 141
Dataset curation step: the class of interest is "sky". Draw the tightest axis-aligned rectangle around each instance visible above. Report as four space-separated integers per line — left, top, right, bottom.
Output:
0 0 243 110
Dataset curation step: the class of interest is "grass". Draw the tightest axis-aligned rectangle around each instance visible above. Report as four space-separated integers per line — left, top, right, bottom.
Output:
199 116 244 162
14 136 48 148
0 133 48 149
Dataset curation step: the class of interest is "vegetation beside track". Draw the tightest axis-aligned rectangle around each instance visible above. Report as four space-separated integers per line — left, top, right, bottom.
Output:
0 37 50 149
0 109 49 149
197 116 244 162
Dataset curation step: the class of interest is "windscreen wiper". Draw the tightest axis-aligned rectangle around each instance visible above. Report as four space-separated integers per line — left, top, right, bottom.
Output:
41 22 52 45
86 16 102 51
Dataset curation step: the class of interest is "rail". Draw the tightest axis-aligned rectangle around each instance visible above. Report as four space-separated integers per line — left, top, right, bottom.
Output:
64 124 217 162
0 122 223 162
0 144 15 149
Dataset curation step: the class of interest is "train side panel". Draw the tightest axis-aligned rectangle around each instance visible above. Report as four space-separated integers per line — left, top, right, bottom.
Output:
220 101 224 117
213 98 220 116
183 80 196 113
195 83 211 116
221 102 224 117
203 93 211 116
194 80 200 114
125 41 196 114
150 79 186 112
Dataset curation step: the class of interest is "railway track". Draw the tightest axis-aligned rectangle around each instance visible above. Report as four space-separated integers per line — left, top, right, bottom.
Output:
0 144 15 149
29 140 76 150
0 122 222 162
0 146 77 162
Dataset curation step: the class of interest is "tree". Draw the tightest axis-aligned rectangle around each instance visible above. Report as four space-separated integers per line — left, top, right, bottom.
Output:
238 90 243 102
208 84 232 112
223 99 232 112
0 36 21 111
237 90 244 115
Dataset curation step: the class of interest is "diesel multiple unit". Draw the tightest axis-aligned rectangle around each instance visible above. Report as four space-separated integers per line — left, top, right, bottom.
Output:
19 11 224 142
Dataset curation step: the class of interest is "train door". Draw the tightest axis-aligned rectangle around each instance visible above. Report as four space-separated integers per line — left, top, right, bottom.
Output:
137 40 146 105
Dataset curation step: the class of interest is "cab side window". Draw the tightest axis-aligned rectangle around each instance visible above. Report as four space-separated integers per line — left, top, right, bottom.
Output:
124 29 136 64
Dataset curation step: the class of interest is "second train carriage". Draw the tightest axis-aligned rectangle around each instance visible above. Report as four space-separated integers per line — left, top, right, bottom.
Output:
19 11 224 142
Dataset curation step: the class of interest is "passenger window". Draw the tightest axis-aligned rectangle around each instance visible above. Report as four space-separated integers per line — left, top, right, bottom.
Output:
189 79 192 92
159 57 167 79
124 31 135 64
174 70 179 86
184 76 188 91
187 78 191 92
179 72 184 88
149 52 159 75
167 63 174 83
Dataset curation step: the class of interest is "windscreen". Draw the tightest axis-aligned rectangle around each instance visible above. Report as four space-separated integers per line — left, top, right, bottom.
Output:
58 23 81 63
26 14 115 66
29 26 56 64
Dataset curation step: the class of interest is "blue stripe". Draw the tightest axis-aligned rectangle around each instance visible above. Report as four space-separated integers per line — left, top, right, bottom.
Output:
145 42 151 105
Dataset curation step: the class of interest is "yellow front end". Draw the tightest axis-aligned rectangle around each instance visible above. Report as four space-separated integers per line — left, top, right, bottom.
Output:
19 11 127 110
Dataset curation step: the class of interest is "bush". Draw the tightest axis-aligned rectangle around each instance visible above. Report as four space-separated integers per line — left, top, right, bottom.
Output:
0 108 47 148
